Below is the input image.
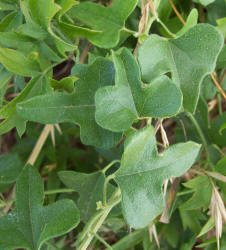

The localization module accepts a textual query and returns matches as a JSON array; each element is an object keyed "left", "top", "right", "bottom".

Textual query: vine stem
[
  {"left": 101, "top": 160, "right": 120, "bottom": 174},
  {"left": 78, "top": 189, "right": 121, "bottom": 250},
  {"left": 186, "top": 112, "right": 214, "bottom": 171},
  {"left": 93, "top": 233, "right": 113, "bottom": 249},
  {"left": 44, "top": 188, "right": 75, "bottom": 195},
  {"left": 156, "top": 18, "right": 176, "bottom": 38},
  {"left": 103, "top": 174, "right": 115, "bottom": 206}
]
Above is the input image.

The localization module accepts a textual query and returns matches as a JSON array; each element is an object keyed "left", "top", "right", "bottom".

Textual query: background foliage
[{"left": 0, "top": 0, "right": 226, "bottom": 249}]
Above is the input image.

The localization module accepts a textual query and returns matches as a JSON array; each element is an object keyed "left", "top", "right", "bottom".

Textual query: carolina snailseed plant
[{"left": 0, "top": 0, "right": 226, "bottom": 249}]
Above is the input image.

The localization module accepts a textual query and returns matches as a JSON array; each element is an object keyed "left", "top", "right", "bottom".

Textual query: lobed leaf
[
  {"left": 95, "top": 48, "right": 182, "bottom": 132},
  {"left": 114, "top": 125, "right": 201, "bottom": 229},
  {"left": 138, "top": 24, "right": 224, "bottom": 113},
  {"left": 68, "top": 0, "right": 137, "bottom": 48},
  {"left": 0, "top": 165, "right": 80, "bottom": 250},
  {"left": 17, "top": 58, "right": 122, "bottom": 148}
]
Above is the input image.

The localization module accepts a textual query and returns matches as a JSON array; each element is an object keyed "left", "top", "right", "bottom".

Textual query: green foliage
[
  {"left": 115, "top": 125, "right": 200, "bottom": 228},
  {"left": 17, "top": 58, "right": 122, "bottom": 148},
  {"left": 0, "top": 165, "right": 80, "bottom": 250},
  {"left": 95, "top": 48, "right": 182, "bottom": 132},
  {"left": 138, "top": 24, "right": 223, "bottom": 113},
  {"left": 58, "top": 170, "right": 115, "bottom": 222},
  {"left": 68, "top": 0, "right": 137, "bottom": 48},
  {"left": 0, "top": 0, "right": 225, "bottom": 249}
]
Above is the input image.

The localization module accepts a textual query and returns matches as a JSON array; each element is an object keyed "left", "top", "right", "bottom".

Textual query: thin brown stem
[
  {"left": 211, "top": 74, "right": 226, "bottom": 100},
  {"left": 79, "top": 43, "right": 92, "bottom": 64},
  {"left": 168, "top": 0, "right": 185, "bottom": 24}
]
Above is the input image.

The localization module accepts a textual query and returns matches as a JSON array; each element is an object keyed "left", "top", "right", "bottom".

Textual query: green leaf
[
  {"left": 17, "top": 58, "right": 122, "bottom": 148},
  {"left": 0, "top": 11, "right": 22, "bottom": 32},
  {"left": 0, "top": 153, "right": 23, "bottom": 184},
  {"left": 208, "top": 112, "right": 226, "bottom": 147},
  {"left": 0, "top": 47, "right": 41, "bottom": 76},
  {"left": 0, "top": 76, "right": 50, "bottom": 136},
  {"left": 25, "top": 0, "right": 75, "bottom": 52},
  {"left": 217, "top": 44, "right": 226, "bottom": 68},
  {"left": 137, "top": 24, "right": 224, "bottom": 113},
  {"left": 68, "top": 0, "right": 137, "bottom": 48},
  {"left": 112, "top": 229, "right": 147, "bottom": 250},
  {"left": 0, "top": 68, "right": 13, "bottom": 105},
  {"left": 27, "top": 0, "right": 60, "bottom": 30},
  {"left": 114, "top": 125, "right": 201, "bottom": 229},
  {"left": 176, "top": 9, "right": 198, "bottom": 37},
  {"left": 220, "top": 122, "right": 226, "bottom": 133},
  {"left": 193, "top": 0, "right": 215, "bottom": 6},
  {"left": 50, "top": 76, "right": 78, "bottom": 93},
  {"left": 180, "top": 176, "right": 212, "bottom": 210},
  {"left": 58, "top": 170, "right": 114, "bottom": 222},
  {"left": 198, "top": 216, "right": 215, "bottom": 237},
  {"left": 196, "top": 238, "right": 216, "bottom": 248},
  {"left": 0, "top": 165, "right": 80, "bottom": 250},
  {"left": 179, "top": 209, "right": 206, "bottom": 234},
  {"left": 217, "top": 17, "right": 226, "bottom": 38},
  {"left": 95, "top": 48, "right": 182, "bottom": 132}
]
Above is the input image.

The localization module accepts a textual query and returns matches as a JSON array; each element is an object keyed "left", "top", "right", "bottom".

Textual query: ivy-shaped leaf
[
  {"left": 68, "top": 0, "right": 137, "bottom": 48},
  {"left": 59, "top": 170, "right": 114, "bottom": 222},
  {"left": 0, "top": 165, "right": 80, "bottom": 250},
  {"left": 138, "top": 24, "right": 224, "bottom": 113},
  {"left": 114, "top": 125, "right": 201, "bottom": 229},
  {"left": 180, "top": 176, "right": 212, "bottom": 210},
  {"left": 95, "top": 48, "right": 182, "bottom": 132},
  {"left": 17, "top": 58, "right": 122, "bottom": 148}
]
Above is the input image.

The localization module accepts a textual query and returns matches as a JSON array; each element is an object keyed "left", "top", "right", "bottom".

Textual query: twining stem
[
  {"left": 156, "top": 18, "right": 176, "bottom": 38},
  {"left": 169, "top": 0, "right": 226, "bottom": 100},
  {"left": 102, "top": 160, "right": 120, "bottom": 174},
  {"left": 44, "top": 188, "right": 75, "bottom": 195},
  {"left": 78, "top": 189, "right": 121, "bottom": 250},
  {"left": 103, "top": 174, "right": 115, "bottom": 206},
  {"left": 27, "top": 124, "right": 53, "bottom": 166},
  {"left": 186, "top": 112, "right": 214, "bottom": 171}
]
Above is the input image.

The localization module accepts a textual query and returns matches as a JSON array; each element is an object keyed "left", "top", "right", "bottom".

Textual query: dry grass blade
[
  {"left": 149, "top": 223, "right": 160, "bottom": 248},
  {"left": 210, "top": 184, "right": 226, "bottom": 250},
  {"left": 27, "top": 124, "right": 53, "bottom": 166},
  {"left": 205, "top": 171, "right": 226, "bottom": 183}
]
